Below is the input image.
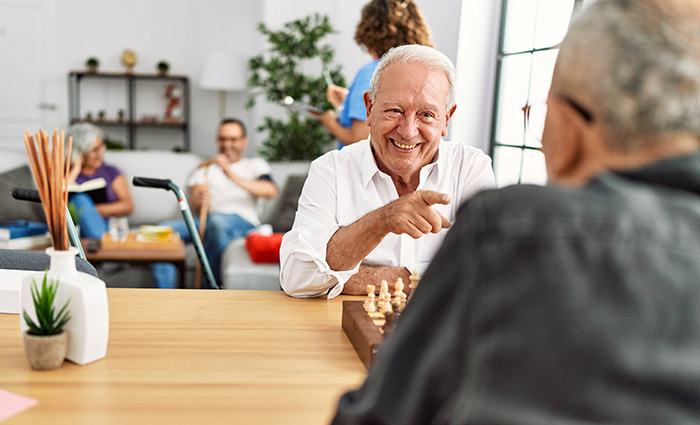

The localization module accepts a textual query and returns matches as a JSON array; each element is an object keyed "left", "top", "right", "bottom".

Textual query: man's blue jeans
[
  {"left": 151, "top": 213, "right": 255, "bottom": 288},
  {"left": 69, "top": 193, "right": 108, "bottom": 238}
]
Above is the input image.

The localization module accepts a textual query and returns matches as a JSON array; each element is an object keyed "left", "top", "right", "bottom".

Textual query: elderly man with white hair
[{"left": 279, "top": 45, "right": 496, "bottom": 298}]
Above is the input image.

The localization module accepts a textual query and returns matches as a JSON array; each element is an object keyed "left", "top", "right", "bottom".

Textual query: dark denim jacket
[{"left": 334, "top": 153, "right": 700, "bottom": 425}]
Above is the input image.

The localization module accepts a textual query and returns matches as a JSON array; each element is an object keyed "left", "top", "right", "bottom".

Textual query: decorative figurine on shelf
[
  {"left": 121, "top": 49, "right": 138, "bottom": 73},
  {"left": 85, "top": 57, "right": 99, "bottom": 73},
  {"left": 164, "top": 83, "right": 183, "bottom": 123},
  {"left": 117, "top": 109, "right": 125, "bottom": 122},
  {"left": 157, "top": 60, "right": 170, "bottom": 76}
]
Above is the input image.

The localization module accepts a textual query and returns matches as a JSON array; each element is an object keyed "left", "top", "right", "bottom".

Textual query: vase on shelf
[{"left": 20, "top": 247, "right": 109, "bottom": 365}]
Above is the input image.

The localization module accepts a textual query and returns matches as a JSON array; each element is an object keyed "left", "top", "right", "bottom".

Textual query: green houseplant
[
  {"left": 22, "top": 272, "right": 71, "bottom": 370},
  {"left": 157, "top": 60, "right": 170, "bottom": 76},
  {"left": 246, "top": 14, "right": 346, "bottom": 161},
  {"left": 85, "top": 57, "right": 99, "bottom": 73}
]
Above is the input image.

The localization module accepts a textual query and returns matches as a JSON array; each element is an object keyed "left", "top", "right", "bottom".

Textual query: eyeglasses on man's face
[
  {"left": 522, "top": 94, "right": 594, "bottom": 142},
  {"left": 217, "top": 136, "right": 245, "bottom": 143}
]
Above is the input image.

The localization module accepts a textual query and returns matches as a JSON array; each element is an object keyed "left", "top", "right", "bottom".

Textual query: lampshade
[{"left": 199, "top": 51, "right": 247, "bottom": 91}]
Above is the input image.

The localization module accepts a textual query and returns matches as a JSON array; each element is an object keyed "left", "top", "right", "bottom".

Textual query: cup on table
[{"left": 109, "top": 217, "right": 129, "bottom": 242}]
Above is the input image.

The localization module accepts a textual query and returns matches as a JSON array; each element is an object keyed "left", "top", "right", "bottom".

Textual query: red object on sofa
[{"left": 245, "top": 232, "right": 285, "bottom": 263}]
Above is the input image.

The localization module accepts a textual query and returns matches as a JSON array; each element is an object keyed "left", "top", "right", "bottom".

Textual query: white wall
[
  {"left": 452, "top": 0, "right": 502, "bottom": 153},
  {"left": 63, "top": 0, "right": 264, "bottom": 158},
  {"left": 4, "top": 0, "right": 497, "bottom": 158}
]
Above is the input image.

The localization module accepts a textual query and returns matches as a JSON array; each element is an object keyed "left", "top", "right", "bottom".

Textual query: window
[{"left": 489, "top": 0, "right": 583, "bottom": 187}]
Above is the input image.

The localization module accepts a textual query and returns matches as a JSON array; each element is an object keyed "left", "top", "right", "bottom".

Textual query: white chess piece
[
  {"left": 363, "top": 284, "right": 377, "bottom": 312},
  {"left": 392, "top": 278, "right": 404, "bottom": 309},
  {"left": 408, "top": 269, "right": 421, "bottom": 302},
  {"left": 378, "top": 280, "right": 392, "bottom": 313}
]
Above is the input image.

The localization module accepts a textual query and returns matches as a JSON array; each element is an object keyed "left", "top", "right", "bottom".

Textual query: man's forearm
[
  {"left": 223, "top": 168, "right": 277, "bottom": 199},
  {"left": 342, "top": 265, "right": 411, "bottom": 295},
  {"left": 326, "top": 209, "right": 388, "bottom": 271}
]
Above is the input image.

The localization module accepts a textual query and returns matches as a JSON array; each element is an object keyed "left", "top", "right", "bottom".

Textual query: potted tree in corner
[
  {"left": 246, "top": 14, "right": 346, "bottom": 161},
  {"left": 23, "top": 272, "right": 71, "bottom": 371}
]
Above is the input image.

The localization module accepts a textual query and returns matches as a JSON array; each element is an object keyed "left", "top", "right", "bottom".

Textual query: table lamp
[{"left": 199, "top": 51, "right": 247, "bottom": 120}]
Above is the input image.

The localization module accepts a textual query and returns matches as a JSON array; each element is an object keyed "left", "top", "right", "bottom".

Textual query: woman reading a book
[{"left": 66, "top": 123, "right": 134, "bottom": 238}]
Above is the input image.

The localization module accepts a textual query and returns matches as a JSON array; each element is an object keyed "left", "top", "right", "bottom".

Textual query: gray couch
[{"left": 0, "top": 148, "right": 309, "bottom": 290}]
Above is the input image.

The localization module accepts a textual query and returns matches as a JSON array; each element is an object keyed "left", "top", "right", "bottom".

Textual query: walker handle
[{"left": 132, "top": 177, "right": 172, "bottom": 190}]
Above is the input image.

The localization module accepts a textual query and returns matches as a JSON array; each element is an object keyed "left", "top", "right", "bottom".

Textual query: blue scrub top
[{"left": 337, "top": 59, "right": 380, "bottom": 149}]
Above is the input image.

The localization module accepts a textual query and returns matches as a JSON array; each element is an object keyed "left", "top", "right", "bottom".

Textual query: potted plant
[
  {"left": 104, "top": 137, "right": 125, "bottom": 150},
  {"left": 156, "top": 60, "right": 170, "bottom": 76},
  {"left": 85, "top": 57, "right": 99, "bottom": 73},
  {"left": 246, "top": 14, "right": 345, "bottom": 161},
  {"left": 22, "top": 272, "right": 71, "bottom": 370}
]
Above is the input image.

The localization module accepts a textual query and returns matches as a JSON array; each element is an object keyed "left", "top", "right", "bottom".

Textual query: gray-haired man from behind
[{"left": 333, "top": 0, "right": 700, "bottom": 423}]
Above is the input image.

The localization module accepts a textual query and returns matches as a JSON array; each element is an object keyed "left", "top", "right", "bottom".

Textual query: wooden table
[
  {"left": 82, "top": 237, "right": 187, "bottom": 288},
  {"left": 0, "top": 289, "right": 366, "bottom": 424}
]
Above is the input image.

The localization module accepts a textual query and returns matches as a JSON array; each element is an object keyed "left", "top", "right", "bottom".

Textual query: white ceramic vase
[{"left": 20, "top": 247, "right": 109, "bottom": 365}]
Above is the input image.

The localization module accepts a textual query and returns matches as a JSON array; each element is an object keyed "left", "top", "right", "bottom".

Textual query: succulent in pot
[{"left": 22, "top": 272, "right": 71, "bottom": 370}]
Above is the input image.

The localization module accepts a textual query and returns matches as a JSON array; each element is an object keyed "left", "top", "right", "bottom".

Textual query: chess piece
[
  {"left": 383, "top": 311, "right": 397, "bottom": 337},
  {"left": 363, "top": 284, "right": 377, "bottom": 312},
  {"left": 408, "top": 269, "right": 421, "bottom": 302},
  {"left": 379, "top": 294, "right": 393, "bottom": 314},
  {"left": 392, "top": 278, "right": 404, "bottom": 310},
  {"left": 380, "top": 279, "right": 389, "bottom": 297},
  {"left": 378, "top": 280, "right": 393, "bottom": 313}
]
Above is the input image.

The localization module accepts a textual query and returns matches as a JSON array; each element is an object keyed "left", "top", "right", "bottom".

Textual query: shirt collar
[{"left": 360, "top": 137, "right": 443, "bottom": 189}]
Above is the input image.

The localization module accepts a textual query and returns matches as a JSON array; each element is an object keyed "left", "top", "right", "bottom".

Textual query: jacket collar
[{"left": 604, "top": 151, "right": 700, "bottom": 196}]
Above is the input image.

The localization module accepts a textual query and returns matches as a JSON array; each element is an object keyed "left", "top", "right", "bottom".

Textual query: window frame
[{"left": 488, "top": 0, "right": 584, "bottom": 187}]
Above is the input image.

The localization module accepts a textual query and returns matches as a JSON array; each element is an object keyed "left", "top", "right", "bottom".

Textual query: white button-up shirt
[{"left": 279, "top": 138, "right": 495, "bottom": 298}]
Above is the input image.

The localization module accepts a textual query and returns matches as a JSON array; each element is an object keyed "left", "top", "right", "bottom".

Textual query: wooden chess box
[{"left": 342, "top": 300, "right": 385, "bottom": 369}]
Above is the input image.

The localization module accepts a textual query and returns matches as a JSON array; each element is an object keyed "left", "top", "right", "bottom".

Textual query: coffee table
[{"left": 82, "top": 232, "right": 187, "bottom": 288}]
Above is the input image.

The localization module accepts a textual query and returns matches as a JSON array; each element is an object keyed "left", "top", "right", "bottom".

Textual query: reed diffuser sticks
[{"left": 23, "top": 129, "right": 73, "bottom": 251}]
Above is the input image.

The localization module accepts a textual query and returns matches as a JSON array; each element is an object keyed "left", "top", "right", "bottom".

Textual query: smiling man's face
[{"left": 364, "top": 61, "right": 454, "bottom": 186}]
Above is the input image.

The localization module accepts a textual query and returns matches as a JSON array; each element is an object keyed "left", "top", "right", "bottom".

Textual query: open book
[{"left": 68, "top": 177, "right": 108, "bottom": 204}]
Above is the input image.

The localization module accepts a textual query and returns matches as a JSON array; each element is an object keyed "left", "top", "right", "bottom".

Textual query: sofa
[{"left": 0, "top": 148, "right": 309, "bottom": 290}]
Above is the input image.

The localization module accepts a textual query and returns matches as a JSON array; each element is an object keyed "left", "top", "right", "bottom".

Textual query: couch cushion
[
  {"left": 104, "top": 150, "right": 204, "bottom": 225},
  {"left": 0, "top": 165, "right": 46, "bottom": 223},
  {"left": 221, "top": 238, "right": 281, "bottom": 290},
  {"left": 268, "top": 174, "right": 307, "bottom": 233}
]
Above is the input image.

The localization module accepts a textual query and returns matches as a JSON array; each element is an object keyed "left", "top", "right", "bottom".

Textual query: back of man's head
[{"left": 555, "top": 0, "right": 700, "bottom": 152}]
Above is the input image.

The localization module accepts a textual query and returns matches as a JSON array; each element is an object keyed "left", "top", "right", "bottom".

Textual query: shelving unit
[{"left": 68, "top": 71, "right": 190, "bottom": 151}]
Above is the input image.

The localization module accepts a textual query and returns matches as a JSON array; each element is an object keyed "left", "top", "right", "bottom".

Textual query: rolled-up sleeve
[{"left": 279, "top": 153, "right": 360, "bottom": 298}]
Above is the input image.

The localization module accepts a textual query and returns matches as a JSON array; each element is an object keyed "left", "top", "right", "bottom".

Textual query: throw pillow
[
  {"left": 246, "top": 233, "right": 285, "bottom": 263},
  {"left": 269, "top": 174, "right": 307, "bottom": 233}
]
